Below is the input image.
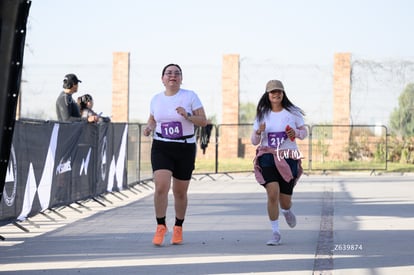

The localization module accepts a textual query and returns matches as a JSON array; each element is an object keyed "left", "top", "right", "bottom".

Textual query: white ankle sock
[{"left": 270, "top": 219, "right": 279, "bottom": 233}]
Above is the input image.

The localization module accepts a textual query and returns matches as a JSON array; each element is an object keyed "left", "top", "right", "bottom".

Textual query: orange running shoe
[
  {"left": 171, "top": 226, "right": 183, "bottom": 245},
  {"left": 152, "top": 224, "right": 167, "bottom": 246}
]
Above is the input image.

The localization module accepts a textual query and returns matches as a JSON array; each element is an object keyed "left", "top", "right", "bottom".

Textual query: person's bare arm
[
  {"left": 143, "top": 115, "right": 156, "bottom": 136},
  {"left": 187, "top": 107, "right": 207, "bottom": 127}
]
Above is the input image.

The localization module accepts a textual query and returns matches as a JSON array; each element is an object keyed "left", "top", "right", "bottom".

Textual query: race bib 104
[{"left": 160, "top": 121, "right": 183, "bottom": 139}]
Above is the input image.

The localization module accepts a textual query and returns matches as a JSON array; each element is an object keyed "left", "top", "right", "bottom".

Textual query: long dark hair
[
  {"left": 77, "top": 94, "right": 93, "bottom": 112},
  {"left": 255, "top": 90, "right": 305, "bottom": 122}
]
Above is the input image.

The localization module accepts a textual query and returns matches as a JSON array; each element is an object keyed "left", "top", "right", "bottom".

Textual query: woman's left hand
[
  {"left": 285, "top": 125, "right": 296, "bottom": 141},
  {"left": 176, "top": 107, "right": 190, "bottom": 119}
]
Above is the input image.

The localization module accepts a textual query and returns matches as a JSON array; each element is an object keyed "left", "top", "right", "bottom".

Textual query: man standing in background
[{"left": 56, "top": 73, "right": 83, "bottom": 122}]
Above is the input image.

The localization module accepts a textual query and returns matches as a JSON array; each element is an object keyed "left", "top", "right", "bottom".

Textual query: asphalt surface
[{"left": 1, "top": 172, "right": 413, "bottom": 275}]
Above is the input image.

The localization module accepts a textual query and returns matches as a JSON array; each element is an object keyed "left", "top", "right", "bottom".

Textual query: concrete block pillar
[
  {"left": 332, "top": 53, "right": 351, "bottom": 160},
  {"left": 220, "top": 54, "right": 240, "bottom": 159},
  {"left": 333, "top": 53, "right": 351, "bottom": 125},
  {"left": 112, "top": 52, "right": 130, "bottom": 122}
]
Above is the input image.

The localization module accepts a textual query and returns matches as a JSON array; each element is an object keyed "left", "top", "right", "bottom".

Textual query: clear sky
[{"left": 21, "top": 0, "right": 414, "bottom": 124}]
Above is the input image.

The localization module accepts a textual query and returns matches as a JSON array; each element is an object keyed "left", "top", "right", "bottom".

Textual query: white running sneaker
[
  {"left": 266, "top": 231, "right": 281, "bottom": 246},
  {"left": 283, "top": 209, "right": 297, "bottom": 228}
]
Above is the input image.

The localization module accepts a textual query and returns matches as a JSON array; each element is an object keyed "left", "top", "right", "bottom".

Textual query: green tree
[
  {"left": 239, "top": 102, "right": 256, "bottom": 123},
  {"left": 389, "top": 83, "right": 414, "bottom": 137}
]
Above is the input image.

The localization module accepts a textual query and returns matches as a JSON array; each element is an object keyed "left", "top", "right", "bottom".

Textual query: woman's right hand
[
  {"left": 257, "top": 122, "right": 266, "bottom": 135},
  {"left": 87, "top": 115, "right": 98, "bottom": 123},
  {"left": 143, "top": 127, "right": 152, "bottom": 136}
]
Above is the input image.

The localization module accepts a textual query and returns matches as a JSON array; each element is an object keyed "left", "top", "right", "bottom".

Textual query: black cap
[{"left": 63, "top": 73, "right": 82, "bottom": 89}]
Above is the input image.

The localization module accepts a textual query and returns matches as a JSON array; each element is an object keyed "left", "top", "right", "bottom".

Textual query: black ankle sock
[
  {"left": 156, "top": 216, "right": 166, "bottom": 225},
  {"left": 175, "top": 217, "right": 184, "bottom": 227}
]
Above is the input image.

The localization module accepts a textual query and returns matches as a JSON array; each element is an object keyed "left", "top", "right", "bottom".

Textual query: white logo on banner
[
  {"left": 17, "top": 124, "right": 59, "bottom": 221},
  {"left": 107, "top": 125, "right": 128, "bottom": 191},
  {"left": 3, "top": 145, "right": 17, "bottom": 207},
  {"left": 80, "top": 148, "right": 91, "bottom": 176},
  {"left": 56, "top": 157, "right": 71, "bottom": 175},
  {"left": 100, "top": 136, "right": 107, "bottom": 181}
]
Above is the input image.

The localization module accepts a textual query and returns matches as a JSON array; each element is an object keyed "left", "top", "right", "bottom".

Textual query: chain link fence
[{"left": 126, "top": 123, "right": 388, "bottom": 184}]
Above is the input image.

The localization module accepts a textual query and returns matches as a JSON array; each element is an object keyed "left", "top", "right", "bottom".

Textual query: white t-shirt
[
  {"left": 150, "top": 88, "right": 203, "bottom": 143},
  {"left": 253, "top": 108, "right": 305, "bottom": 150}
]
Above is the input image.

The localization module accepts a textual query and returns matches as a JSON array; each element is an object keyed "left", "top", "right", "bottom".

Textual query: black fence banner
[
  {"left": 0, "top": 121, "right": 128, "bottom": 225},
  {"left": 5, "top": 121, "right": 56, "bottom": 222},
  {"left": 51, "top": 122, "right": 84, "bottom": 208},
  {"left": 105, "top": 123, "right": 128, "bottom": 192},
  {"left": 96, "top": 122, "right": 109, "bottom": 195}
]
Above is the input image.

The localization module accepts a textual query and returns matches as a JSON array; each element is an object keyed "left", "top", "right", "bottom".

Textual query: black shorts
[
  {"left": 151, "top": 139, "right": 196, "bottom": 180},
  {"left": 258, "top": 153, "right": 298, "bottom": 195}
]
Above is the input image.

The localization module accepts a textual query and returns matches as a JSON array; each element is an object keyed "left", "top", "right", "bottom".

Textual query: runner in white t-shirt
[
  {"left": 251, "top": 79, "right": 307, "bottom": 246},
  {"left": 143, "top": 64, "right": 207, "bottom": 246}
]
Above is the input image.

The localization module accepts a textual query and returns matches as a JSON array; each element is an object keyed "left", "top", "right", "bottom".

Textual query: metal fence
[{"left": 126, "top": 123, "right": 388, "bottom": 184}]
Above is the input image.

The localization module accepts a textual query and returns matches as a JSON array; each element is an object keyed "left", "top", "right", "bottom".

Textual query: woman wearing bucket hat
[{"left": 251, "top": 79, "right": 307, "bottom": 245}]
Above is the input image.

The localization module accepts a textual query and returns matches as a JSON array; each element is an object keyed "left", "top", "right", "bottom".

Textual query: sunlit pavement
[{"left": 1, "top": 172, "right": 413, "bottom": 275}]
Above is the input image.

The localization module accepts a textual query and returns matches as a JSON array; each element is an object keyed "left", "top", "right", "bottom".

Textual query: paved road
[{"left": 1, "top": 172, "right": 413, "bottom": 274}]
